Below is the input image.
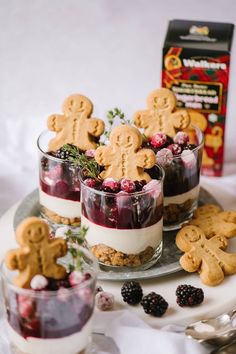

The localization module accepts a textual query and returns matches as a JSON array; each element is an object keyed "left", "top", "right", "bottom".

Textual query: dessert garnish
[
  {"left": 64, "top": 226, "right": 88, "bottom": 272},
  {"left": 141, "top": 292, "right": 168, "bottom": 317},
  {"left": 102, "top": 107, "right": 129, "bottom": 142},
  {"left": 95, "top": 124, "right": 156, "bottom": 181},
  {"left": 121, "top": 281, "right": 143, "bottom": 305},
  {"left": 133, "top": 88, "right": 190, "bottom": 138},
  {"left": 5, "top": 217, "right": 67, "bottom": 288},
  {"left": 176, "top": 225, "right": 236, "bottom": 286},
  {"left": 47, "top": 94, "right": 105, "bottom": 151},
  {"left": 176, "top": 284, "right": 204, "bottom": 307},
  {"left": 95, "top": 291, "right": 115, "bottom": 311}
]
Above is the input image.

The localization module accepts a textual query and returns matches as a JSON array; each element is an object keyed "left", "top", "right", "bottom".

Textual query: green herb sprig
[
  {"left": 102, "top": 107, "right": 129, "bottom": 142},
  {"left": 65, "top": 226, "right": 88, "bottom": 272},
  {"left": 61, "top": 144, "right": 100, "bottom": 179}
]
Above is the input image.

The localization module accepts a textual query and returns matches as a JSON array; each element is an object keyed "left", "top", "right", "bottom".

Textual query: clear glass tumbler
[{"left": 80, "top": 164, "right": 164, "bottom": 271}]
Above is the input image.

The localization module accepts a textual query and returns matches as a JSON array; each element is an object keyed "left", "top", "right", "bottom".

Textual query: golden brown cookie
[
  {"left": 5, "top": 217, "right": 67, "bottom": 288},
  {"left": 189, "top": 204, "right": 236, "bottom": 238},
  {"left": 133, "top": 88, "right": 190, "bottom": 138},
  {"left": 95, "top": 124, "right": 156, "bottom": 181},
  {"left": 176, "top": 225, "right": 236, "bottom": 286},
  {"left": 188, "top": 111, "right": 208, "bottom": 132},
  {"left": 47, "top": 94, "right": 105, "bottom": 151}
]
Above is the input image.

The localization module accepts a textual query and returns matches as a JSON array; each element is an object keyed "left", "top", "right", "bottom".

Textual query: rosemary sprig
[
  {"left": 61, "top": 144, "right": 100, "bottom": 179},
  {"left": 65, "top": 226, "right": 88, "bottom": 272}
]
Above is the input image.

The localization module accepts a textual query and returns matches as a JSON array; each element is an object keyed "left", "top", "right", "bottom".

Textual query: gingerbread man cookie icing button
[
  {"left": 1, "top": 217, "right": 97, "bottom": 354},
  {"left": 95, "top": 125, "right": 156, "bottom": 182},
  {"left": 133, "top": 88, "right": 190, "bottom": 138},
  {"left": 47, "top": 94, "right": 105, "bottom": 152}
]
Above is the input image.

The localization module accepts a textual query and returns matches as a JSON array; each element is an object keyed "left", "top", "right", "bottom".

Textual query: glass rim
[
  {"left": 80, "top": 163, "right": 165, "bottom": 198},
  {"left": 0, "top": 246, "right": 98, "bottom": 297},
  {"left": 37, "top": 130, "right": 68, "bottom": 163}
]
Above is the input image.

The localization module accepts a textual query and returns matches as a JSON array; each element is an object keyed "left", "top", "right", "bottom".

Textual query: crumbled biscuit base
[
  {"left": 42, "top": 207, "right": 81, "bottom": 226},
  {"left": 91, "top": 244, "right": 154, "bottom": 267},
  {"left": 164, "top": 198, "right": 195, "bottom": 224}
]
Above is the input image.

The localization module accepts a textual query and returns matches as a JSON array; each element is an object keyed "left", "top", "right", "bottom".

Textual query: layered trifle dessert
[
  {"left": 133, "top": 87, "right": 203, "bottom": 229},
  {"left": 80, "top": 124, "right": 164, "bottom": 269},
  {"left": 38, "top": 94, "right": 105, "bottom": 226},
  {"left": 2, "top": 217, "right": 97, "bottom": 354}
]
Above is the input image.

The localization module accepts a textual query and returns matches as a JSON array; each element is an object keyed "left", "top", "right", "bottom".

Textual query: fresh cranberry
[
  {"left": 84, "top": 178, "right": 97, "bottom": 188},
  {"left": 173, "top": 132, "right": 189, "bottom": 145},
  {"left": 150, "top": 132, "right": 167, "bottom": 148},
  {"left": 53, "top": 180, "right": 69, "bottom": 197},
  {"left": 120, "top": 179, "right": 136, "bottom": 193},
  {"left": 156, "top": 148, "right": 173, "bottom": 166},
  {"left": 167, "top": 143, "right": 182, "bottom": 155},
  {"left": 102, "top": 178, "right": 120, "bottom": 192}
]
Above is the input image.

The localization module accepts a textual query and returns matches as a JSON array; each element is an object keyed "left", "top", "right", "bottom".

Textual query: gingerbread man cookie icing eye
[
  {"left": 176, "top": 225, "right": 236, "bottom": 286},
  {"left": 47, "top": 94, "right": 105, "bottom": 152},
  {"left": 95, "top": 125, "right": 156, "bottom": 182},
  {"left": 5, "top": 217, "right": 67, "bottom": 288},
  {"left": 133, "top": 88, "right": 190, "bottom": 138}
]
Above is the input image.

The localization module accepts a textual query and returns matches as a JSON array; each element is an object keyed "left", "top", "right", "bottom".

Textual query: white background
[{"left": 0, "top": 0, "right": 236, "bottom": 215}]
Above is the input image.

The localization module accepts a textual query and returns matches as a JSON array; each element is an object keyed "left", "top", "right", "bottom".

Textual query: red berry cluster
[{"left": 84, "top": 178, "right": 147, "bottom": 193}]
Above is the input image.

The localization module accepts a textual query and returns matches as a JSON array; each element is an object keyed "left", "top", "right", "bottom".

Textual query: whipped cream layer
[
  {"left": 7, "top": 316, "right": 93, "bottom": 354},
  {"left": 164, "top": 185, "right": 200, "bottom": 206},
  {"left": 39, "top": 189, "right": 81, "bottom": 218},
  {"left": 81, "top": 215, "right": 163, "bottom": 254}
]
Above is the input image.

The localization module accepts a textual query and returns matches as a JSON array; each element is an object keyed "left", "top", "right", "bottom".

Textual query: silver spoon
[{"left": 185, "top": 309, "right": 236, "bottom": 347}]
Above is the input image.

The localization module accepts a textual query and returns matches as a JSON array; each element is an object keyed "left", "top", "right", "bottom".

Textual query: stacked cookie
[{"left": 176, "top": 204, "right": 236, "bottom": 286}]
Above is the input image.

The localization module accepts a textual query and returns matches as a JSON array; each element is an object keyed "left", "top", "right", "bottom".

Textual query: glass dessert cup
[
  {"left": 0, "top": 247, "right": 97, "bottom": 354},
  {"left": 160, "top": 125, "right": 204, "bottom": 231},
  {"left": 37, "top": 130, "right": 81, "bottom": 228},
  {"left": 80, "top": 165, "right": 164, "bottom": 271}
]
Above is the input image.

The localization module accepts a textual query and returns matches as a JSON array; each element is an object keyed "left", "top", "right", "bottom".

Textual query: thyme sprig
[
  {"left": 61, "top": 144, "right": 100, "bottom": 179},
  {"left": 102, "top": 107, "right": 129, "bottom": 142},
  {"left": 65, "top": 226, "right": 88, "bottom": 272}
]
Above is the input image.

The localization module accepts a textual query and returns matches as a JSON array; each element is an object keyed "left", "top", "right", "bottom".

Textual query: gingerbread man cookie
[
  {"left": 133, "top": 88, "right": 190, "bottom": 138},
  {"left": 47, "top": 94, "right": 105, "bottom": 151},
  {"left": 189, "top": 204, "right": 236, "bottom": 239},
  {"left": 176, "top": 225, "right": 236, "bottom": 286},
  {"left": 5, "top": 217, "right": 67, "bottom": 288},
  {"left": 95, "top": 125, "right": 156, "bottom": 181}
]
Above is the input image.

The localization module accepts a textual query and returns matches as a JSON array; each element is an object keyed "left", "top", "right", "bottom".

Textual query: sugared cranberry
[
  {"left": 181, "top": 150, "right": 196, "bottom": 169},
  {"left": 18, "top": 296, "right": 35, "bottom": 319},
  {"left": 156, "top": 148, "right": 173, "bottom": 166},
  {"left": 84, "top": 178, "right": 97, "bottom": 188},
  {"left": 167, "top": 143, "right": 182, "bottom": 156},
  {"left": 102, "top": 178, "right": 120, "bottom": 192},
  {"left": 69, "top": 271, "right": 84, "bottom": 287},
  {"left": 95, "top": 291, "right": 115, "bottom": 311},
  {"left": 85, "top": 149, "right": 96, "bottom": 158},
  {"left": 150, "top": 132, "right": 167, "bottom": 148},
  {"left": 143, "top": 179, "right": 161, "bottom": 198},
  {"left": 173, "top": 132, "right": 189, "bottom": 145},
  {"left": 120, "top": 179, "right": 136, "bottom": 193},
  {"left": 30, "top": 275, "right": 48, "bottom": 290}
]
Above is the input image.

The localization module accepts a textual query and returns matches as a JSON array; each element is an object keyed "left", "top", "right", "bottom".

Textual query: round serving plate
[{"left": 13, "top": 187, "right": 220, "bottom": 281}]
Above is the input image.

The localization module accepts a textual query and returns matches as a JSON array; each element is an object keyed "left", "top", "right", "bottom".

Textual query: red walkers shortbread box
[{"left": 162, "top": 19, "right": 234, "bottom": 176}]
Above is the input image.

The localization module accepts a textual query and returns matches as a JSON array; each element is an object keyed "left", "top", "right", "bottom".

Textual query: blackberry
[
  {"left": 55, "top": 148, "right": 71, "bottom": 160},
  {"left": 141, "top": 292, "right": 168, "bottom": 317},
  {"left": 121, "top": 281, "right": 143, "bottom": 305},
  {"left": 176, "top": 284, "right": 204, "bottom": 307}
]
